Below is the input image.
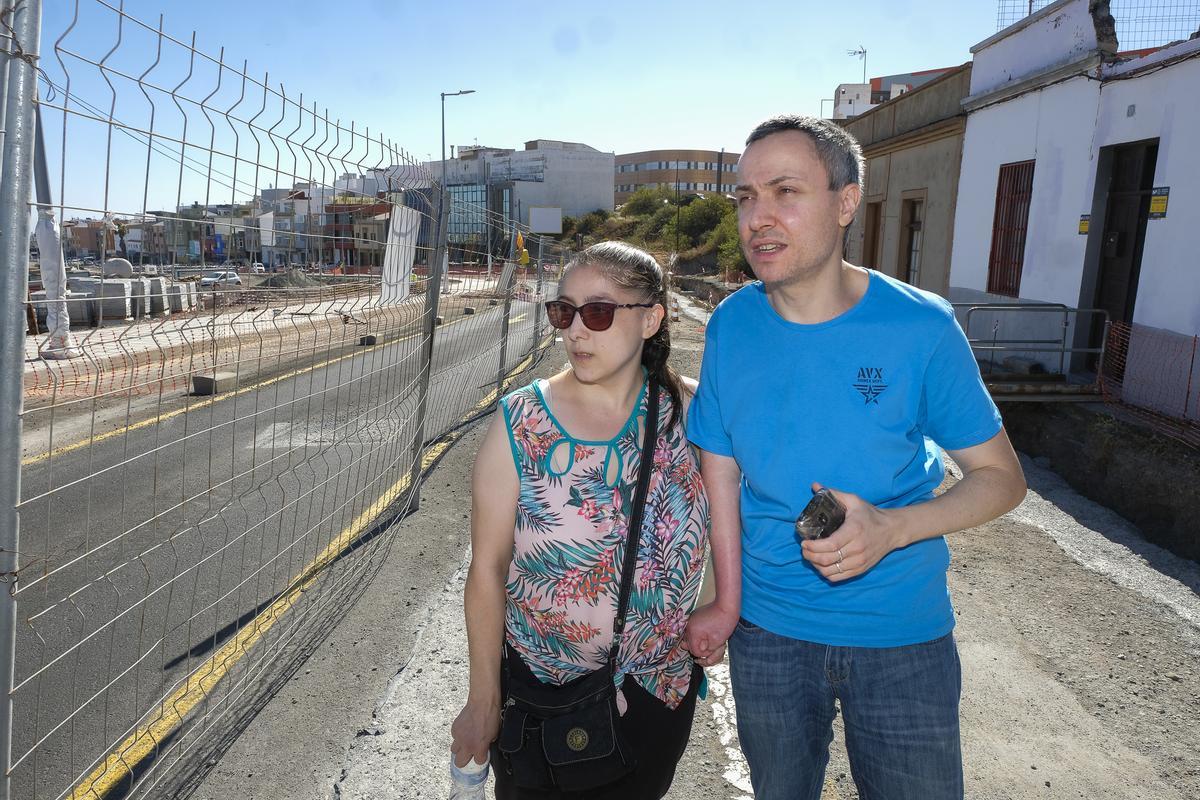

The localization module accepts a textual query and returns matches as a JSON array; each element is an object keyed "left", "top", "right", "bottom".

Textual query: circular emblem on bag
[{"left": 566, "top": 727, "right": 589, "bottom": 752}]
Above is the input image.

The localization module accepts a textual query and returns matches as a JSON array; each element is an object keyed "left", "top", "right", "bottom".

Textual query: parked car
[
  {"left": 251, "top": 263, "right": 266, "bottom": 273},
  {"left": 198, "top": 270, "right": 243, "bottom": 288}
]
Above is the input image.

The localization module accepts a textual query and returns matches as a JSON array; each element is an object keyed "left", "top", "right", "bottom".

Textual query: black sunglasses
[{"left": 544, "top": 300, "right": 656, "bottom": 331}]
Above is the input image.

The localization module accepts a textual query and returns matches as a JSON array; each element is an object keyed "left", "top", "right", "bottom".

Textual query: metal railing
[
  {"left": 955, "top": 302, "right": 1111, "bottom": 376},
  {"left": 0, "top": 3, "right": 563, "bottom": 798}
]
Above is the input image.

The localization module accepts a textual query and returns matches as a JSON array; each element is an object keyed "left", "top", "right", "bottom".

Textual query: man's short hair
[{"left": 746, "top": 115, "right": 864, "bottom": 194}]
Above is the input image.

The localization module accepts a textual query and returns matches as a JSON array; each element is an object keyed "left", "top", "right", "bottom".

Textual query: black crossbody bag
[{"left": 496, "top": 378, "right": 660, "bottom": 792}]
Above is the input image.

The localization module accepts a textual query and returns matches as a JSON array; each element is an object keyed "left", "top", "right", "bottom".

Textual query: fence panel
[
  {"left": 1102, "top": 321, "right": 1200, "bottom": 448},
  {"left": 3, "top": 3, "right": 559, "bottom": 798}
]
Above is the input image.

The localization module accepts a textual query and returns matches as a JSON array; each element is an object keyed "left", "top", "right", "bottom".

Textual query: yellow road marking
[
  {"left": 22, "top": 314, "right": 484, "bottom": 468},
  {"left": 510, "top": 313, "right": 527, "bottom": 323},
  {"left": 66, "top": 340, "right": 551, "bottom": 800}
]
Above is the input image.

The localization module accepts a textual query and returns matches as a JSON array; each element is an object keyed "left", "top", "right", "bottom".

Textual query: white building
[
  {"left": 833, "top": 83, "right": 874, "bottom": 119},
  {"left": 949, "top": 0, "right": 1200, "bottom": 419},
  {"left": 429, "top": 139, "right": 615, "bottom": 222}
]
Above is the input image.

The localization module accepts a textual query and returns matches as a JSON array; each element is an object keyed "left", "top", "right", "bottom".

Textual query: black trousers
[{"left": 491, "top": 654, "right": 703, "bottom": 800}]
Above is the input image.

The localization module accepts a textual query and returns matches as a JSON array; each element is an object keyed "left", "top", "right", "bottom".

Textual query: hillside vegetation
[{"left": 560, "top": 187, "right": 750, "bottom": 281}]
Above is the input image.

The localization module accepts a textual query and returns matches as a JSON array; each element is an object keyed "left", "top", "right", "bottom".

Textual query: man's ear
[{"left": 838, "top": 183, "right": 862, "bottom": 229}]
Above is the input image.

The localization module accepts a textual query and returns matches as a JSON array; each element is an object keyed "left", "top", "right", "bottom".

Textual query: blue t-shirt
[{"left": 687, "top": 271, "right": 1002, "bottom": 647}]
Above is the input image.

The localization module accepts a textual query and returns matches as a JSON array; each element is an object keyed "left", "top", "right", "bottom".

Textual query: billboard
[{"left": 529, "top": 206, "right": 562, "bottom": 234}]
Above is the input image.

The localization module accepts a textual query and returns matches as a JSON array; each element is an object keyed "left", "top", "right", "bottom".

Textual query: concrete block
[
  {"left": 191, "top": 371, "right": 238, "bottom": 395},
  {"left": 359, "top": 335, "right": 378, "bottom": 346},
  {"left": 148, "top": 277, "right": 169, "bottom": 316},
  {"left": 166, "top": 284, "right": 184, "bottom": 313},
  {"left": 463, "top": 306, "right": 476, "bottom": 315},
  {"left": 129, "top": 278, "right": 150, "bottom": 319}
]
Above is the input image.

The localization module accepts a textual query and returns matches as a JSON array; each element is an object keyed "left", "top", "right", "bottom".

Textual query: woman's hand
[
  {"left": 684, "top": 600, "right": 738, "bottom": 666},
  {"left": 450, "top": 697, "right": 501, "bottom": 768}
]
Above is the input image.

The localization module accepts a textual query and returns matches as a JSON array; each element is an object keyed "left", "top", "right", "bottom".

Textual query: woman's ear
[{"left": 643, "top": 304, "right": 666, "bottom": 341}]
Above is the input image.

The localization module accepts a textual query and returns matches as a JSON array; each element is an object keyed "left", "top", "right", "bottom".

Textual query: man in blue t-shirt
[{"left": 683, "top": 116, "right": 1027, "bottom": 800}]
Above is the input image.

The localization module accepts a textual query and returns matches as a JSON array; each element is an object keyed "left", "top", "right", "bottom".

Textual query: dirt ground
[{"left": 193, "top": 303, "right": 1200, "bottom": 800}]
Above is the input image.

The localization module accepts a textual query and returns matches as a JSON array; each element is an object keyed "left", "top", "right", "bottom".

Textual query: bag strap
[{"left": 606, "top": 376, "right": 660, "bottom": 672}]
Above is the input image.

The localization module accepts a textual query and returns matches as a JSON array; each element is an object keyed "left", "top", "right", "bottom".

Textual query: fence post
[
  {"left": 0, "top": 0, "right": 12, "bottom": 188},
  {"left": 407, "top": 189, "right": 448, "bottom": 512},
  {"left": 0, "top": 3, "right": 41, "bottom": 798},
  {"left": 532, "top": 243, "right": 544, "bottom": 349},
  {"left": 495, "top": 225, "right": 520, "bottom": 405}
]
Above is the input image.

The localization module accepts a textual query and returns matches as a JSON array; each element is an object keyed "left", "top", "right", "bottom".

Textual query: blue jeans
[{"left": 728, "top": 619, "right": 963, "bottom": 800}]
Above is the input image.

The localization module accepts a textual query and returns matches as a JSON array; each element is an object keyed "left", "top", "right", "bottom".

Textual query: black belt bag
[{"left": 496, "top": 377, "right": 660, "bottom": 792}]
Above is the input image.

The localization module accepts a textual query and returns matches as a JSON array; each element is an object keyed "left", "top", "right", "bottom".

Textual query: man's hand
[
  {"left": 684, "top": 601, "right": 739, "bottom": 665},
  {"left": 800, "top": 483, "right": 904, "bottom": 582},
  {"left": 450, "top": 698, "right": 500, "bottom": 768}
]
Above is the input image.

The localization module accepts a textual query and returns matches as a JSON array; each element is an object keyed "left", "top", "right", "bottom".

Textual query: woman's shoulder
[{"left": 500, "top": 379, "right": 543, "bottom": 415}]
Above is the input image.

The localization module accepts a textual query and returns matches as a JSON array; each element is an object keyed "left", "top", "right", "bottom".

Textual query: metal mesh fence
[
  {"left": 1, "top": 2, "right": 563, "bottom": 798},
  {"left": 1101, "top": 321, "right": 1200, "bottom": 448},
  {"left": 996, "top": 0, "right": 1200, "bottom": 50}
]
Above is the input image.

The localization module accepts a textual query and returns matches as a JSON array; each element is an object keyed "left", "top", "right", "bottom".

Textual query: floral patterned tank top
[{"left": 499, "top": 377, "right": 710, "bottom": 709}]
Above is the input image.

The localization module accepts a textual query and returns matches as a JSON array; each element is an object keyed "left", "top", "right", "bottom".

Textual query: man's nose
[{"left": 745, "top": 199, "right": 774, "bottom": 231}]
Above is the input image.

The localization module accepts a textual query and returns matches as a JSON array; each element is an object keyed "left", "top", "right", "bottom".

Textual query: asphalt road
[{"left": 11, "top": 296, "right": 545, "bottom": 800}]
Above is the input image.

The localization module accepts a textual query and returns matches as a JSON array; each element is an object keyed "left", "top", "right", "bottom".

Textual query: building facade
[
  {"left": 831, "top": 67, "right": 960, "bottom": 120},
  {"left": 429, "top": 139, "right": 614, "bottom": 245},
  {"left": 842, "top": 64, "right": 972, "bottom": 296},
  {"left": 613, "top": 149, "right": 740, "bottom": 206},
  {"left": 949, "top": 0, "right": 1200, "bottom": 418}
]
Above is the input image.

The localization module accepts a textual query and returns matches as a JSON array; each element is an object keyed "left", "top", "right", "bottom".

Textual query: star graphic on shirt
[
  {"left": 856, "top": 384, "right": 884, "bottom": 404},
  {"left": 853, "top": 367, "right": 888, "bottom": 405}
]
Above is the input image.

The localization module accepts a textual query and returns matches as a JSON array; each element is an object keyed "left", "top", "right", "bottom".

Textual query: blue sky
[{"left": 39, "top": 0, "right": 1002, "bottom": 216}]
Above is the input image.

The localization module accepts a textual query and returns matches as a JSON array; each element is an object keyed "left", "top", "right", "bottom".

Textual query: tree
[
  {"left": 621, "top": 186, "right": 675, "bottom": 217},
  {"left": 711, "top": 210, "right": 752, "bottom": 280},
  {"left": 678, "top": 196, "right": 731, "bottom": 247}
]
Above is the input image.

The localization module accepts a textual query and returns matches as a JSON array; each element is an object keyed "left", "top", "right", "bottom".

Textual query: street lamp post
[
  {"left": 411, "top": 88, "right": 475, "bottom": 512},
  {"left": 440, "top": 89, "right": 475, "bottom": 268}
]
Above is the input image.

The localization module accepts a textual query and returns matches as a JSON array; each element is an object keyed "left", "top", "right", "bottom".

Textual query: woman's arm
[
  {"left": 683, "top": 448, "right": 743, "bottom": 665},
  {"left": 450, "top": 414, "right": 519, "bottom": 767}
]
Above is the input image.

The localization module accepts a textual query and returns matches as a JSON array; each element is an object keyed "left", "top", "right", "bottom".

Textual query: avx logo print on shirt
[{"left": 854, "top": 367, "right": 888, "bottom": 404}]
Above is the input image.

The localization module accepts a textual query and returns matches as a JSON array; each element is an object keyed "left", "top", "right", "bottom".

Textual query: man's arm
[
  {"left": 802, "top": 428, "right": 1026, "bottom": 581},
  {"left": 683, "top": 449, "right": 743, "bottom": 663},
  {"left": 450, "top": 415, "right": 519, "bottom": 766}
]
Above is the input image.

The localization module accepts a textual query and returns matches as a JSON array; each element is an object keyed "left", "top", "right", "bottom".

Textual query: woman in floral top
[{"left": 451, "top": 242, "right": 712, "bottom": 798}]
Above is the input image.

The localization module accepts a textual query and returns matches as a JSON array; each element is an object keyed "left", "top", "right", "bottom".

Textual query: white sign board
[{"left": 529, "top": 206, "right": 562, "bottom": 234}]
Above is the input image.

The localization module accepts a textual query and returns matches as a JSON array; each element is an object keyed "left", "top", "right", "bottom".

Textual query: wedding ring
[
  {"left": 835, "top": 561, "right": 844, "bottom": 574},
  {"left": 836, "top": 548, "right": 844, "bottom": 564}
]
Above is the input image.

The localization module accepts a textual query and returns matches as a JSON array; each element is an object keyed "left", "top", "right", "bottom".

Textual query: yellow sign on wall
[
  {"left": 1078, "top": 215, "right": 1090, "bottom": 235},
  {"left": 1149, "top": 187, "right": 1169, "bottom": 219}
]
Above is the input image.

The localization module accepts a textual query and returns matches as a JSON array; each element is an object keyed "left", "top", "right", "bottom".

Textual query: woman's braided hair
[{"left": 562, "top": 241, "right": 684, "bottom": 427}]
